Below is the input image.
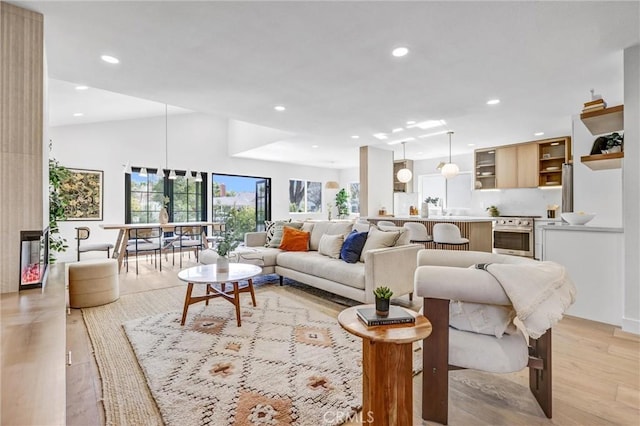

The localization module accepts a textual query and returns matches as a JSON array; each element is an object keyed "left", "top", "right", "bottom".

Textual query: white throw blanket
[{"left": 486, "top": 261, "right": 577, "bottom": 339}]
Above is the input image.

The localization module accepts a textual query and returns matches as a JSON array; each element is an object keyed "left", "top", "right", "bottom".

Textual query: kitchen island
[
  {"left": 541, "top": 224, "right": 624, "bottom": 327},
  {"left": 367, "top": 216, "right": 494, "bottom": 252}
]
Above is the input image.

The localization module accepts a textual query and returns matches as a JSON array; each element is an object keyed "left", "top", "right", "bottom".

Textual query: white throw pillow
[
  {"left": 449, "top": 301, "right": 517, "bottom": 338},
  {"left": 318, "top": 233, "right": 344, "bottom": 259},
  {"left": 359, "top": 226, "right": 400, "bottom": 262}
]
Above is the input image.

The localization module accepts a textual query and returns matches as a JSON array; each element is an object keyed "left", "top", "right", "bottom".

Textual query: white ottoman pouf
[{"left": 68, "top": 259, "right": 119, "bottom": 308}]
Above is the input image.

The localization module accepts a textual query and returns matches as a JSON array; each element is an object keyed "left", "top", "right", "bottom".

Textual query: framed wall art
[{"left": 61, "top": 168, "right": 104, "bottom": 221}]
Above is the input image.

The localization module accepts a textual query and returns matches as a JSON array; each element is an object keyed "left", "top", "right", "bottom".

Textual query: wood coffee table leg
[
  {"left": 232, "top": 282, "right": 241, "bottom": 327},
  {"left": 205, "top": 284, "right": 210, "bottom": 306},
  {"left": 248, "top": 278, "right": 257, "bottom": 306},
  {"left": 181, "top": 283, "right": 194, "bottom": 326}
]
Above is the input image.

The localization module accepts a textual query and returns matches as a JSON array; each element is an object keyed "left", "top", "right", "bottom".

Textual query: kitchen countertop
[
  {"left": 367, "top": 216, "right": 495, "bottom": 222},
  {"left": 539, "top": 223, "right": 623, "bottom": 233}
]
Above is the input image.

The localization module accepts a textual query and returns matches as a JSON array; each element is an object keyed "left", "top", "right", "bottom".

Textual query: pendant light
[
  {"left": 441, "top": 131, "right": 459, "bottom": 179},
  {"left": 139, "top": 167, "right": 148, "bottom": 177},
  {"left": 165, "top": 104, "right": 177, "bottom": 180},
  {"left": 194, "top": 172, "right": 203, "bottom": 183},
  {"left": 396, "top": 142, "right": 412, "bottom": 183}
]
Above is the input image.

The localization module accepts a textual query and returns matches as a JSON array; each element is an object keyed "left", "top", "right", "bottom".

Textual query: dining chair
[
  {"left": 125, "top": 228, "right": 162, "bottom": 274},
  {"left": 75, "top": 226, "right": 114, "bottom": 261},
  {"left": 432, "top": 223, "right": 469, "bottom": 249},
  {"left": 172, "top": 225, "right": 204, "bottom": 267}
]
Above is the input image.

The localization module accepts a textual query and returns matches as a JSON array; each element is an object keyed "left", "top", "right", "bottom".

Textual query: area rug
[{"left": 123, "top": 291, "right": 422, "bottom": 426}]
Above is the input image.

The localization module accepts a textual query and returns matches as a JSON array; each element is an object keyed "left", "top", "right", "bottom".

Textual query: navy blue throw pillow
[{"left": 340, "top": 230, "right": 368, "bottom": 263}]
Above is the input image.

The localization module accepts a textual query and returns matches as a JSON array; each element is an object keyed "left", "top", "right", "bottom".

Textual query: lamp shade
[
  {"left": 325, "top": 181, "right": 340, "bottom": 189},
  {"left": 168, "top": 169, "right": 177, "bottom": 180},
  {"left": 139, "top": 167, "right": 148, "bottom": 177},
  {"left": 194, "top": 172, "right": 203, "bottom": 182},
  {"left": 397, "top": 168, "right": 413, "bottom": 183},
  {"left": 441, "top": 163, "right": 459, "bottom": 179}
]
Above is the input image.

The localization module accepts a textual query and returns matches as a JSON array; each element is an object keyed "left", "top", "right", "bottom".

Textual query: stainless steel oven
[{"left": 492, "top": 217, "right": 534, "bottom": 258}]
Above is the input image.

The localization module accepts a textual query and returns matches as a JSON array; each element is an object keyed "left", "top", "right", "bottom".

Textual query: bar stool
[
  {"left": 432, "top": 223, "right": 469, "bottom": 249},
  {"left": 403, "top": 222, "right": 433, "bottom": 248},
  {"left": 377, "top": 220, "right": 396, "bottom": 227}
]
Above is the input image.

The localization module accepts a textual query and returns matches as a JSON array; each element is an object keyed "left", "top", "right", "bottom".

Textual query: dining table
[{"left": 100, "top": 221, "right": 224, "bottom": 271}]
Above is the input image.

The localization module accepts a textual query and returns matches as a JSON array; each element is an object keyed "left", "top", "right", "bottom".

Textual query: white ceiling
[{"left": 19, "top": 1, "right": 640, "bottom": 169}]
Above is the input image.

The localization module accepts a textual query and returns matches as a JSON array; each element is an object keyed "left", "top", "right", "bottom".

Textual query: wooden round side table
[{"left": 338, "top": 305, "right": 432, "bottom": 426}]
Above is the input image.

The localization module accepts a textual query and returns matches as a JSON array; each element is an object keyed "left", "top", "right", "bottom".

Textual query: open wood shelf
[
  {"left": 580, "top": 105, "right": 624, "bottom": 135},
  {"left": 580, "top": 152, "right": 624, "bottom": 170}
]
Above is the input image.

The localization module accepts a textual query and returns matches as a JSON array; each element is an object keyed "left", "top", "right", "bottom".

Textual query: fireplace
[{"left": 19, "top": 229, "right": 49, "bottom": 290}]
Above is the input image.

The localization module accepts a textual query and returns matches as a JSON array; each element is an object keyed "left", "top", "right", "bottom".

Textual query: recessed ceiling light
[
  {"left": 351, "top": 135, "right": 359, "bottom": 139},
  {"left": 392, "top": 128, "right": 404, "bottom": 133},
  {"left": 100, "top": 55, "right": 120, "bottom": 64},
  {"left": 73, "top": 112, "right": 84, "bottom": 117},
  {"left": 407, "top": 119, "right": 447, "bottom": 130},
  {"left": 467, "top": 143, "right": 476, "bottom": 147},
  {"left": 406, "top": 120, "right": 416, "bottom": 125},
  {"left": 274, "top": 105, "right": 286, "bottom": 111},
  {"left": 373, "top": 133, "right": 388, "bottom": 140},
  {"left": 534, "top": 132, "right": 545, "bottom": 136},
  {"left": 486, "top": 99, "right": 500, "bottom": 105},
  {"left": 387, "top": 137, "right": 415, "bottom": 145},
  {"left": 311, "top": 145, "right": 319, "bottom": 148},
  {"left": 392, "top": 47, "right": 409, "bottom": 57},
  {"left": 75, "top": 85, "right": 89, "bottom": 90}
]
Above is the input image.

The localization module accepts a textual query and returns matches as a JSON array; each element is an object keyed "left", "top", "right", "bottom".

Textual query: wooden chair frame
[{"left": 422, "top": 297, "right": 552, "bottom": 425}]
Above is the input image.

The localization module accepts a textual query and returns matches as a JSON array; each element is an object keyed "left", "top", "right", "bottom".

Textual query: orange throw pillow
[{"left": 279, "top": 226, "right": 310, "bottom": 251}]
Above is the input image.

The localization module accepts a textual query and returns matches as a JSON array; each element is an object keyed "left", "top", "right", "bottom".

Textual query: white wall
[
  {"left": 50, "top": 112, "right": 338, "bottom": 262},
  {"left": 623, "top": 44, "right": 640, "bottom": 334},
  {"left": 359, "top": 146, "right": 393, "bottom": 216}
]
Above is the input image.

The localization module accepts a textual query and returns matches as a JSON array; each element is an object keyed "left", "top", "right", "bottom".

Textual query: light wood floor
[{"left": 65, "top": 253, "right": 640, "bottom": 425}]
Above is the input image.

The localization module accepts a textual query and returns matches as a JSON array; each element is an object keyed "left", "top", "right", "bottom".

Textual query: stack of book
[
  {"left": 582, "top": 98, "right": 607, "bottom": 113},
  {"left": 356, "top": 306, "right": 415, "bottom": 326}
]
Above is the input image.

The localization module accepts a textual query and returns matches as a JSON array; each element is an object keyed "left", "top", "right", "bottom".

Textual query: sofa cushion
[
  {"left": 233, "top": 246, "right": 281, "bottom": 267},
  {"left": 340, "top": 230, "right": 368, "bottom": 263},
  {"left": 266, "top": 221, "right": 303, "bottom": 248},
  {"left": 264, "top": 219, "right": 291, "bottom": 247},
  {"left": 449, "top": 301, "right": 517, "bottom": 338},
  {"left": 279, "top": 226, "right": 310, "bottom": 252},
  {"left": 309, "top": 221, "right": 354, "bottom": 251},
  {"left": 360, "top": 226, "right": 400, "bottom": 262},
  {"left": 277, "top": 251, "right": 366, "bottom": 290},
  {"left": 318, "top": 233, "right": 344, "bottom": 259},
  {"left": 353, "top": 222, "right": 370, "bottom": 233}
]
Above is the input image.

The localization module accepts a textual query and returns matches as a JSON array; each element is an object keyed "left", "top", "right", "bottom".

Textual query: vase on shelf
[
  {"left": 216, "top": 256, "right": 229, "bottom": 273},
  {"left": 421, "top": 202, "right": 429, "bottom": 218}
]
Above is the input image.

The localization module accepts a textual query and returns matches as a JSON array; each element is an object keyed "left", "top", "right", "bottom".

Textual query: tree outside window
[
  {"left": 172, "top": 175, "right": 202, "bottom": 222},
  {"left": 349, "top": 182, "right": 360, "bottom": 214},
  {"left": 130, "top": 170, "right": 164, "bottom": 223},
  {"left": 289, "top": 179, "right": 322, "bottom": 213}
]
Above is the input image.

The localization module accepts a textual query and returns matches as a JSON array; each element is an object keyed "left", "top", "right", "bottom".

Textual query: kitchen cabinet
[
  {"left": 393, "top": 159, "right": 413, "bottom": 192},
  {"left": 538, "top": 137, "right": 571, "bottom": 186},
  {"left": 474, "top": 148, "right": 496, "bottom": 189},
  {"left": 495, "top": 143, "right": 538, "bottom": 189},
  {"left": 580, "top": 105, "right": 624, "bottom": 170}
]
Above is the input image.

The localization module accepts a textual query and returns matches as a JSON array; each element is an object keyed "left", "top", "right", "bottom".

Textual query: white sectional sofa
[{"left": 233, "top": 220, "right": 421, "bottom": 303}]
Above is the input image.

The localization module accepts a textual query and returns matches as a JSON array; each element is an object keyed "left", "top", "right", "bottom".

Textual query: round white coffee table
[{"left": 177, "top": 263, "right": 262, "bottom": 326}]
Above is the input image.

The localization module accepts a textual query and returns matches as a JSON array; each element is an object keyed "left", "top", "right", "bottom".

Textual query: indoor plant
[
  {"left": 215, "top": 208, "right": 241, "bottom": 272},
  {"left": 373, "top": 286, "right": 393, "bottom": 316},
  {"left": 49, "top": 150, "right": 70, "bottom": 263},
  {"left": 335, "top": 188, "right": 349, "bottom": 219},
  {"left": 486, "top": 205, "right": 500, "bottom": 217}
]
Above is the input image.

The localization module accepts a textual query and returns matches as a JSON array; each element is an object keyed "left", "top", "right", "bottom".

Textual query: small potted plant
[
  {"left": 486, "top": 205, "right": 500, "bottom": 217},
  {"left": 215, "top": 208, "right": 240, "bottom": 272},
  {"left": 373, "top": 286, "right": 393, "bottom": 317}
]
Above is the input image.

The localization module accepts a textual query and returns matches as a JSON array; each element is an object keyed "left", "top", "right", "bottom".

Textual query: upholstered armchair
[{"left": 414, "top": 249, "right": 576, "bottom": 425}]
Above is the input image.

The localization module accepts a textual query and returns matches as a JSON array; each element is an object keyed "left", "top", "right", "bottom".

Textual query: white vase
[
  {"left": 216, "top": 256, "right": 229, "bottom": 273},
  {"left": 421, "top": 202, "right": 429, "bottom": 218},
  {"left": 159, "top": 207, "right": 169, "bottom": 224}
]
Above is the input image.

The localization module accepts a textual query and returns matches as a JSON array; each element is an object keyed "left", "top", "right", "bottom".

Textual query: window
[
  {"left": 289, "top": 179, "right": 322, "bottom": 213},
  {"left": 171, "top": 173, "right": 204, "bottom": 222},
  {"left": 349, "top": 182, "right": 360, "bottom": 214},
  {"left": 129, "top": 169, "right": 165, "bottom": 223},
  {"left": 212, "top": 173, "right": 271, "bottom": 234},
  {"left": 418, "top": 172, "right": 472, "bottom": 212},
  {"left": 126, "top": 168, "right": 207, "bottom": 223}
]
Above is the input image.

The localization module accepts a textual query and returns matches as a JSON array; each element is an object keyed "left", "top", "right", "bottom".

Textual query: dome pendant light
[
  {"left": 441, "top": 131, "right": 459, "bottom": 179},
  {"left": 396, "top": 142, "right": 413, "bottom": 183}
]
